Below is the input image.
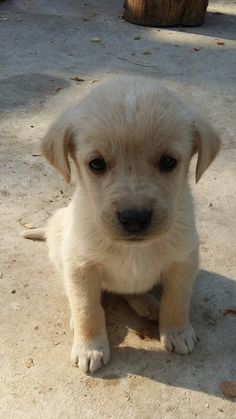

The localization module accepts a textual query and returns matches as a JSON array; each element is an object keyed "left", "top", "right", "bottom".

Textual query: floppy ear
[
  {"left": 192, "top": 115, "right": 221, "bottom": 183},
  {"left": 41, "top": 111, "right": 77, "bottom": 183}
]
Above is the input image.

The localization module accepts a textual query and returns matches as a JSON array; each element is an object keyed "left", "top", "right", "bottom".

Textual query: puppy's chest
[{"left": 101, "top": 247, "right": 163, "bottom": 294}]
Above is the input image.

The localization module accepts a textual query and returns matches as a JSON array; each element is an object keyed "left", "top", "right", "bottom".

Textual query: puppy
[{"left": 22, "top": 76, "right": 220, "bottom": 373}]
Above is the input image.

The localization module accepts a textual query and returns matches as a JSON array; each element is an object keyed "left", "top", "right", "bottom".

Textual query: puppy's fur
[{"left": 22, "top": 77, "right": 220, "bottom": 373}]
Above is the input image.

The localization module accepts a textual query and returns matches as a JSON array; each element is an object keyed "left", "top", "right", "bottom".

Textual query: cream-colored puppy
[{"left": 22, "top": 76, "right": 220, "bottom": 374}]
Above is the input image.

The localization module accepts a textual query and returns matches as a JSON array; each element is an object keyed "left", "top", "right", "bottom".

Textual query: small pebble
[
  {"left": 26, "top": 358, "right": 34, "bottom": 368},
  {"left": 91, "top": 37, "right": 101, "bottom": 43}
]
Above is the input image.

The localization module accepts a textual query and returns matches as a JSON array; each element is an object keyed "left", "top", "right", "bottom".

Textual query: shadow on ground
[
  {"left": 168, "top": 11, "right": 236, "bottom": 41},
  {"left": 94, "top": 270, "right": 236, "bottom": 399},
  {"left": 0, "top": 74, "right": 70, "bottom": 115}
]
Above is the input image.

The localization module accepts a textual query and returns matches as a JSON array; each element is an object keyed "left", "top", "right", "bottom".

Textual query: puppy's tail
[{"left": 20, "top": 228, "right": 46, "bottom": 241}]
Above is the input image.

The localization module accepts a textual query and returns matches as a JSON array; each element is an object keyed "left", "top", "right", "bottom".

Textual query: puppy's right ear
[{"left": 41, "top": 111, "right": 77, "bottom": 183}]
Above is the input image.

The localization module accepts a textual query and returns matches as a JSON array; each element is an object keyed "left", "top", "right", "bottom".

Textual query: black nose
[{"left": 117, "top": 208, "right": 152, "bottom": 233}]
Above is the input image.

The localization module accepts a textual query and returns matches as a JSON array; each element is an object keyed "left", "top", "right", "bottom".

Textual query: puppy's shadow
[{"left": 99, "top": 270, "right": 236, "bottom": 399}]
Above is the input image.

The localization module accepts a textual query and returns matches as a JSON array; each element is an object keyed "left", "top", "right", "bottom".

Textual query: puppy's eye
[
  {"left": 159, "top": 155, "right": 177, "bottom": 172},
  {"left": 89, "top": 158, "right": 107, "bottom": 174}
]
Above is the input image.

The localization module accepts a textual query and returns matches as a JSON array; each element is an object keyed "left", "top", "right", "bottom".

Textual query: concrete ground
[{"left": 0, "top": 0, "right": 236, "bottom": 417}]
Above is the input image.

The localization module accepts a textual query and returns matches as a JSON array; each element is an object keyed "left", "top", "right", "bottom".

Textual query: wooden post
[{"left": 124, "top": 0, "right": 209, "bottom": 27}]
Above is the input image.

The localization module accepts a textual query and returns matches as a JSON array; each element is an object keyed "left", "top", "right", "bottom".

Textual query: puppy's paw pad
[
  {"left": 161, "top": 324, "right": 197, "bottom": 355},
  {"left": 71, "top": 338, "right": 110, "bottom": 373}
]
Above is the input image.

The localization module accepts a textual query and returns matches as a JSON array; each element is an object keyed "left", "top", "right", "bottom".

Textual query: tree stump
[{"left": 124, "top": 0, "right": 209, "bottom": 27}]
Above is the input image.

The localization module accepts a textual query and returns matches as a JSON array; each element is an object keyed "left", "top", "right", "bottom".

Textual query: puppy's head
[{"left": 42, "top": 77, "right": 220, "bottom": 243}]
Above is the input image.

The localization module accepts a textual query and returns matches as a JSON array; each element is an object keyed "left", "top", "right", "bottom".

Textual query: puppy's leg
[
  {"left": 160, "top": 252, "right": 198, "bottom": 355},
  {"left": 65, "top": 265, "right": 110, "bottom": 374},
  {"left": 123, "top": 293, "right": 159, "bottom": 321}
]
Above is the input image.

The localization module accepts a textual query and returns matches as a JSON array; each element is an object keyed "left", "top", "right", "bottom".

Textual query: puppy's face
[
  {"left": 76, "top": 112, "right": 191, "bottom": 242},
  {"left": 42, "top": 77, "right": 220, "bottom": 243}
]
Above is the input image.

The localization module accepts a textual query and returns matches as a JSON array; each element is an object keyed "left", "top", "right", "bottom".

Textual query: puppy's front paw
[
  {"left": 161, "top": 324, "right": 197, "bottom": 355},
  {"left": 71, "top": 332, "right": 110, "bottom": 374}
]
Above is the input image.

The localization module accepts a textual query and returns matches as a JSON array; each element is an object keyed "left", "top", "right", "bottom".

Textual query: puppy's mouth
[
  {"left": 125, "top": 237, "right": 146, "bottom": 242},
  {"left": 114, "top": 235, "right": 150, "bottom": 244},
  {"left": 111, "top": 224, "right": 171, "bottom": 243}
]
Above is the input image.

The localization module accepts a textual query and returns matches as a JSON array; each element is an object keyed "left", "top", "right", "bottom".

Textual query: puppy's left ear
[{"left": 192, "top": 115, "right": 221, "bottom": 183}]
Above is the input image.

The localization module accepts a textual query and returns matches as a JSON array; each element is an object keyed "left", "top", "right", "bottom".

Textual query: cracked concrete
[{"left": 0, "top": 0, "right": 235, "bottom": 418}]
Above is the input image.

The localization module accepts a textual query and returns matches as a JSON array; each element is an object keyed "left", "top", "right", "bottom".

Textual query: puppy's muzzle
[{"left": 117, "top": 208, "right": 152, "bottom": 234}]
